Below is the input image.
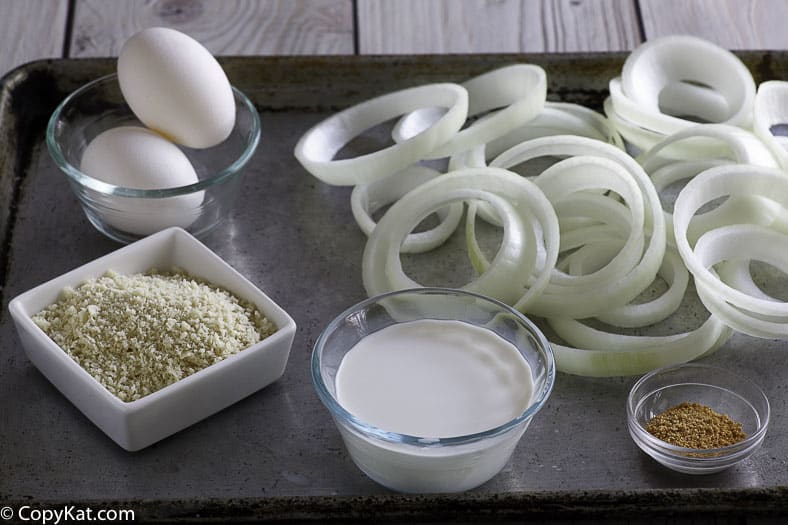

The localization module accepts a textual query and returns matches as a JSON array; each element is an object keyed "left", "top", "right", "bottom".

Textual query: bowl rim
[
  {"left": 45, "top": 73, "right": 261, "bottom": 198},
  {"left": 311, "top": 286, "right": 556, "bottom": 447},
  {"left": 626, "top": 362, "right": 770, "bottom": 458}
]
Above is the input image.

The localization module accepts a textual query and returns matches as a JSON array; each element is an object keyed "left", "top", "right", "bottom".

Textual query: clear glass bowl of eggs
[{"left": 46, "top": 28, "right": 260, "bottom": 243}]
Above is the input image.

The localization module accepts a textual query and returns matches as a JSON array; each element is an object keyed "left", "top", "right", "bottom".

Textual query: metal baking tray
[{"left": 1, "top": 53, "right": 787, "bottom": 522}]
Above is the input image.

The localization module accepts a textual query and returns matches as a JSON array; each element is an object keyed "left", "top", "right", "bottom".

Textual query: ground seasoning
[
  {"left": 32, "top": 269, "right": 276, "bottom": 402},
  {"left": 646, "top": 402, "right": 746, "bottom": 449}
]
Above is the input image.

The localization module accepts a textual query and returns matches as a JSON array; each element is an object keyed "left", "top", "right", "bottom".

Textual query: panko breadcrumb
[{"left": 32, "top": 269, "right": 275, "bottom": 402}]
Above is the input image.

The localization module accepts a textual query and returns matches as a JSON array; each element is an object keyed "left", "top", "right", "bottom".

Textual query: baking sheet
[{"left": 1, "top": 53, "right": 787, "bottom": 521}]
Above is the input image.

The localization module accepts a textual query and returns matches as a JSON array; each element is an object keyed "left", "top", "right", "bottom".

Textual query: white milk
[
  {"left": 336, "top": 319, "right": 534, "bottom": 438},
  {"left": 333, "top": 319, "right": 536, "bottom": 493}
]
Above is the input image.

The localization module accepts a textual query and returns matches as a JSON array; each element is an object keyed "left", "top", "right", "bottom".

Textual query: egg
[
  {"left": 80, "top": 126, "right": 204, "bottom": 236},
  {"left": 117, "top": 27, "right": 235, "bottom": 149}
]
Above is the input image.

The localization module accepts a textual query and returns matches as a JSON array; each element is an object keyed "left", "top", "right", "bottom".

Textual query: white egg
[
  {"left": 80, "top": 126, "right": 204, "bottom": 236},
  {"left": 117, "top": 27, "right": 235, "bottom": 149}
]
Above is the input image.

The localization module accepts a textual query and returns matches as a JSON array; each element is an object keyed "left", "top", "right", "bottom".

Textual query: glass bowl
[
  {"left": 46, "top": 74, "right": 260, "bottom": 243},
  {"left": 312, "top": 287, "right": 555, "bottom": 493},
  {"left": 627, "top": 363, "right": 770, "bottom": 474}
]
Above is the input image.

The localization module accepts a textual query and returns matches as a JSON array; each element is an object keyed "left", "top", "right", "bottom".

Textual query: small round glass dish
[
  {"left": 312, "top": 287, "right": 555, "bottom": 493},
  {"left": 627, "top": 363, "right": 769, "bottom": 474},
  {"left": 46, "top": 74, "right": 260, "bottom": 244}
]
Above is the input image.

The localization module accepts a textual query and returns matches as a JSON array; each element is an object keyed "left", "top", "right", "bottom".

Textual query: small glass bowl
[
  {"left": 312, "top": 287, "right": 555, "bottom": 493},
  {"left": 46, "top": 74, "right": 260, "bottom": 243},
  {"left": 627, "top": 363, "right": 770, "bottom": 474}
]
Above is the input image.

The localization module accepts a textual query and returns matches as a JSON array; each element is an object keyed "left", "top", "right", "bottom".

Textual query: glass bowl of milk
[
  {"left": 312, "top": 287, "right": 555, "bottom": 493},
  {"left": 46, "top": 74, "right": 260, "bottom": 244}
]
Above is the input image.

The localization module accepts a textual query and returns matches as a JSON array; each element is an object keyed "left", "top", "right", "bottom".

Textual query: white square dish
[{"left": 8, "top": 227, "right": 297, "bottom": 451}]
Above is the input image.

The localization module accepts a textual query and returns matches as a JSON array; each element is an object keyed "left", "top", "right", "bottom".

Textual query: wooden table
[{"left": 1, "top": 0, "right": 786, "bottom": 79}]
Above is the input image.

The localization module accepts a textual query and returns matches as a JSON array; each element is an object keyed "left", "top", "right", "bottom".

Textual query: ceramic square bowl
[{"left": 8, "top": 227, "right": 296, "bottom": 451}]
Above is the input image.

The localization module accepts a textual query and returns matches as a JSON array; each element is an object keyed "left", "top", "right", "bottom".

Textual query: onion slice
[
  {"left": 392, "top": 64, "right": 547, "bottom": 159},
  {"left": 673, "top": 164, "right": 788, "bottom": 336},
  {"left": 589, "top": 244, "right": 689, "bottom": 328},
  {"left": 488, "top": 136, "right": 666, "bottom": 318},
  {"left": 362, "top": 167, "right": 559, "bottom": 308},
  {"left": 642, "top": 124, "right": 782, "bottom": 246},
  {"left": 549, "top": 314, "right": 732, "bottom": 377},
  {"left": 450, "top": 101, "right": 623, "bottom": 172},
  {"left": 639, "top": 124, "right": 779, "bottom": 172},
  {"left": 350, "top": 165, "right": 463, "bottom": 254},
  {"left": 621, "top": 35, "right": 755, "bottom": 129},
  {"left": 294, "top": 83, "right": 468, "bottom": 186},
  {"left": 754, "top": 81, "right": 788, "bottom": 170},
  {"left": 692, "top": 224, "right": 788, "bottom": 338}
]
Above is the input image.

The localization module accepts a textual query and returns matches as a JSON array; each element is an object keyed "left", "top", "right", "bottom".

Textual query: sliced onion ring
[
  {"left": 562, "top": 241, "right": 690, "bottom": 328},
  {"left": 754, "top": 80, "right": 788, "bottom": 170},
  {"left": 450, "top": 101, "right": 623, "bottom": 173},
  {"left": 643, "top": 124, "right": 782, "bottom": 246},
  {"left": 674, "top": 164, "right": 788, "bottom": 322},
  {"left": 639, "top": 124, "right": 779, "bottom": 172},
  {"left": 488, "top": 136, "right": 666, "bottom": 318},
  {"left": 350, "top": 165, "right": 463, "bottom": 254},
  {"left": 692, "top": 224, "right": 788, "bottom": 338},
  {"left": 549, "top": 314, "right": 732, "bottom": 377},
  {"left": 363, "top": 167, "right": 559, "bottom": 308},
  {"left": 621, "top": 35, "right": 755, "bottom": 129},
  {"left": 294, "top": 83, "right": 468, "bottom": 186},
  {"left": 392, "top": 64, "right": 547, "bottom": 159}
]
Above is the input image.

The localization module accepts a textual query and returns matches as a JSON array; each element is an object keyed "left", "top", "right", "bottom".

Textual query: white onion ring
[
  {"left": 674, "top": 164, "right": 788, "bottom": 326},
  {"left": 392, "top": 64, "right": 547, "bottom": 159},
  {"left": 643, "top": 124, "right": 782, "bottom": 246},
  {"left": 692, "top": 224, "right": 788, "bottom": 338},
  {"left": 294, "top": 83, "right": 468, "bottom": 185},
  {"left": 621, "top": 35, "right": 755, "bottom": 129},
  {"left": 717, "top": 259, "right": 778, "bottom": 302},
  {"left": 534, "top": 156, "right": 645, "bottom": 288},
  {"left": 639, "top": 124, "right": 779, "bottom": 172},
  {"left": 648, "top": 158, "right": 729, "bottom": 246},
  {"left": 593, "top": 245, "right": 689, "bottom": 328},
  {"left": 549, "top": 314, "right": 732, "bottom": 377},
  {"left": 350, "top": 165, "right": 463, "bottom": 254},
  {"left": 450, "top": 101, "right": 623, "bottom": 172},
  {"left": 488, "top": 136, "right": 666, "bottom": 318},
  {"left": 362, "top": 167, "right": 560, "bottom": 308},
  {"left": 754, "top": 80, "right": 788, "bottom": 170},
  {"left": 658, "top": 80, "right": 730, "bottom": 123}
]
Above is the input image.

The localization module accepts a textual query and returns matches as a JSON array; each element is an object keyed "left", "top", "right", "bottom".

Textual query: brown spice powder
[{"left": 645, "top": 401, "right": 746, "bottom": 449}]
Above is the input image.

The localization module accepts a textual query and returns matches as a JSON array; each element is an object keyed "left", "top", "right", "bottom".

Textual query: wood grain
[
  {"left": 69, "top": 0, "right": 354, "bottom": 57},
  {"left": 357, "top": 0, "right": 642, "bottom": 54},
  {"left": 0, "top": 0, "right": 69, "bottom": 78},
  {"left": 639, "top": 0, "right": 788, "bottom": 49}
]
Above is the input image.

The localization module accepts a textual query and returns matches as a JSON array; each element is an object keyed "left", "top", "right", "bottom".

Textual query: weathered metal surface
[{"left": 1, "top": 53, "right": 787, "bottom": 522}]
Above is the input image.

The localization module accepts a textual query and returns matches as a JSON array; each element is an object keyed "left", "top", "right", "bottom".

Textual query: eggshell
[
  {"left": 80, "top": 126, "right": 204, "bottom": 236},
  {"left": 118, "top": 27, "right": 235, "bottom": 149}
]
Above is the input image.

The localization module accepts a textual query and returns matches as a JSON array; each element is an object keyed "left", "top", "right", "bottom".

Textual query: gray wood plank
[
  {"left": 639, "top": 0, "right": 788, "bottom": 49},
  {"left": 357, "top": 0, "right": 642, "bottom": 54},
  {"left": 69, "top": 0, "right": 354, "bottom": 57},
  {"left": 520, "top": 0, "right": 642, "bottom": 52},
  {"left": 0, "top": 0, "right": 69, "bottom": 78}
]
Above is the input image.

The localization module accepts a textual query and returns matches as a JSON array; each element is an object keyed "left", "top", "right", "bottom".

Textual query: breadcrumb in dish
[{"left": 32, "top": 269, "right": 275, "bottom": 402}]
